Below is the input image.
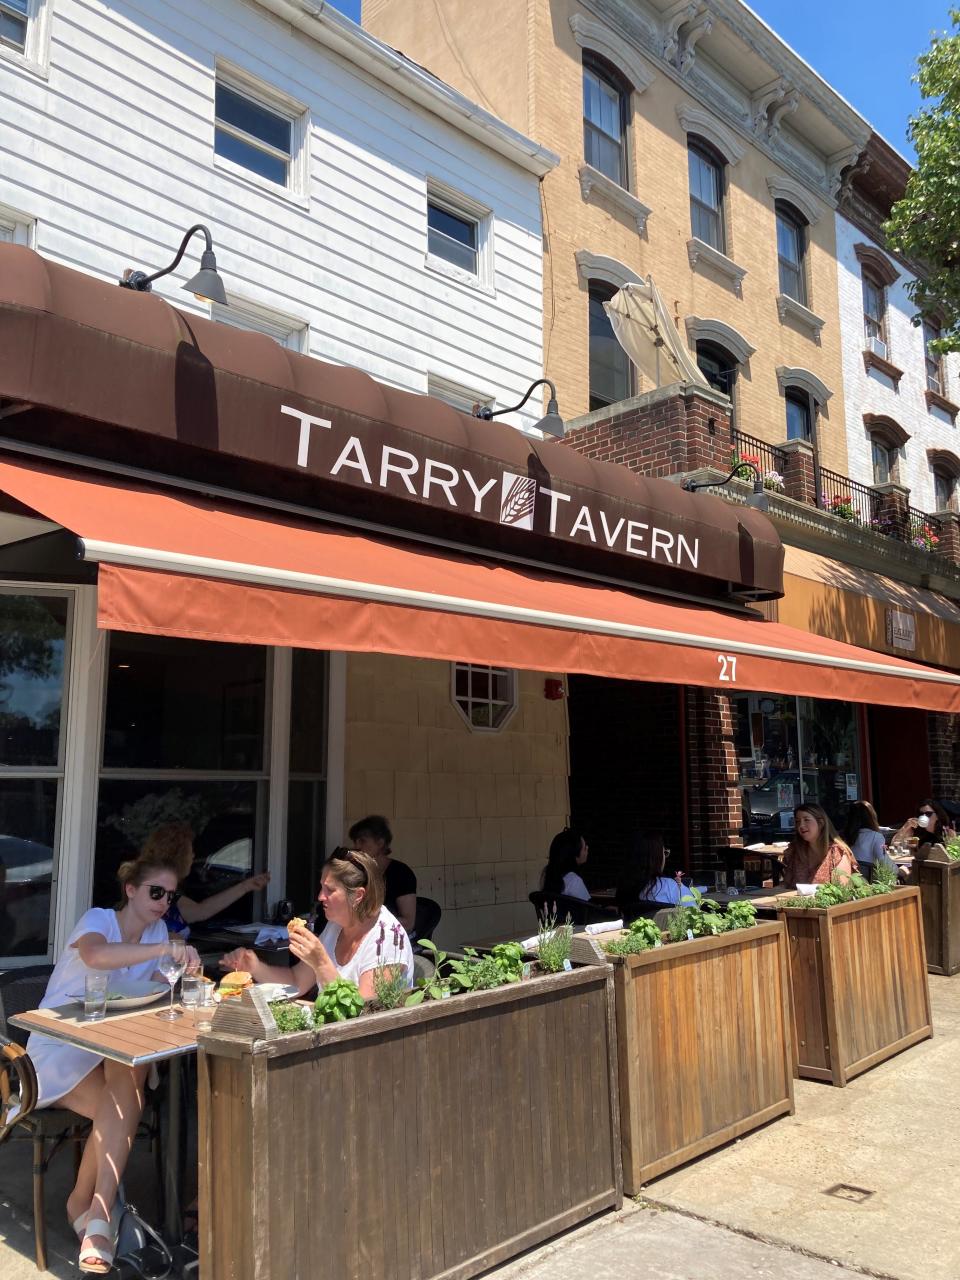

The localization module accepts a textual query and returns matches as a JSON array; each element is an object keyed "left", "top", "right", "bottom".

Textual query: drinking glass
[
  {"left": 157, "top": 951, "right": 187, "bottom": 1020},
  {"left": 180, "top": 975, "right": 202, "bottom": 1011},
  {"left": 713, "top": 870, "right": 728, "bottom": 893},
  {"left": 83, "top": 973, "right": 109, "bottom": 1022},
  {"left": 733, "top": 869, "right": 747, "bottom": 891}
]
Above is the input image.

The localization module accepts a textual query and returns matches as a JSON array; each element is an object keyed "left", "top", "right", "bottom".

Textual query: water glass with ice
[{"left": 84, "top": 973, "right": 109, "bottom": 1021}]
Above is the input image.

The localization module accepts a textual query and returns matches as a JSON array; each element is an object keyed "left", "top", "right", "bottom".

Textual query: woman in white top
[
  {"left": 29, "top": 847, "right": 200, "bottom": 1275},
  {"left": 540, "top": 828, "right": 591, "bottom": 903},
  {"left": 221, "top": 850, "right": 414, "bottom": 997}
]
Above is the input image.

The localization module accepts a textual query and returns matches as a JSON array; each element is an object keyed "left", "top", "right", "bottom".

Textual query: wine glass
[{"left": 157, "top": 950, "right": 187, "bottom": 1020}]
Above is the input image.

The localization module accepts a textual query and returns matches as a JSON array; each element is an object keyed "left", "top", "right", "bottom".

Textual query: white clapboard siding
[{"left": 0, "top": 0, "right": 547, "bottom": 418}]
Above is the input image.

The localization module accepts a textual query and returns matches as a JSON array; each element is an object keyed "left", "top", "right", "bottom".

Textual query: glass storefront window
[
  {"left": 103, "top": 633, "right": 267, "bottom": 771},
  {"left": 286, "top": 649, "right": 327, "bottom": 911},
  {"left": 0, "top": 777, "right": 58, "bottom": 956},
  {"left": 735, "top": 692, "right": 861, "bottom": 841},
  {"left": 0, "top": 594, "right": 69, "bottom": 767}
]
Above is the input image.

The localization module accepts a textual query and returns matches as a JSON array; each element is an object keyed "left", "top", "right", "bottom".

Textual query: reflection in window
[
  {"left": 286, "top": 649, "right": 328, "bottom": 910},
  {"left": 785, "top": 390, "right": 812, "bottom": 441},
  {"left": 872, "top": 438, "right": 893, "bottom": 486},
  {"left": 0, "top": 594, "right": 69, "bottom": 767},
  {"left": 215, "top": 82, "right": 293, "bottom": 187},
  {"left": 103, "top": 634, "right": 266, "bottom": 771},
  {"left": 583, "top": 61, "right": 626, "bottom": 186},
  {"left": 453, "top": 662, "right": 516, "bottom": 731},
  {"left": 776, "top": 202, "right": 806, "bottom": 304},
  {"left": 688, "top": 139, "right": 724, "bottom": 251},
  {"left": 589, "top": 280, "right": 631, "bottom": 410},
  {"left": 0, "top": 778, "right": 58, "bottom": 956}
]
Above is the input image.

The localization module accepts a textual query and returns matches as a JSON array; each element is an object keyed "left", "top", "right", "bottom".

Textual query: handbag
[{"left": 114, "top": 1197, "right": 174, "bottom": 1280}]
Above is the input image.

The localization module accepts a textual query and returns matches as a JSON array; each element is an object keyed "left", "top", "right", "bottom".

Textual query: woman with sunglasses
[
  {"left": 892, "top": 799, "right": 956, "bottom": 849},
  {"left": 220, "top": 850, "right": 414, "bottom": 999},
  {"left": 25, "top": 847, "right": 200, "bottom": 1274}
]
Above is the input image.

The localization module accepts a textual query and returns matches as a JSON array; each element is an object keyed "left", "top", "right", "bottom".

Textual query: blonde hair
[
  {"left": 141, "top": 823, "right": 195, "bottom": 880},
  {"left": 322, "top": 850, "right": 384, "bottom": 922},
  {"left": 116, "top": 842, "right": 184, "bottom": 908}
]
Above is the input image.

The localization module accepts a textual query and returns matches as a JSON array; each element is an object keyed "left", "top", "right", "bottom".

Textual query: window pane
[
  {"left": 93, "top": 778, "right": 261, "bottom": 913},
  {"left": 689, "top": 148, "right": 719, "bottom": 210},
  {"left": 285, "top": 778, "right": 326, "bottom": 910},
  {"left": 0, "top": 594, "right": 69, "bottom": 767},
  {"left": 469, "top": 667, "right": 490, "bottom": 700},
  {"left": 776, "top": 214, "right": 801, "bottom": 266},
  {"left": 584, "top": 124, "right": 623, "bottom": 184},
  {"left": 691, "top": 201, "right": 721, "bottom": 249},
  {"left": 589, "top": 288, "right": 631, "bottom": 408},
  {"left": 0, "top": 10, "right": 27, "bottom": 50},
  {"left": 583, "top": 69, "right": 621, "bottom": 141},
  {"left": 872, "top": 440, "right": 891, "bottom": 485},
  {"left": 736, "top": 694, "right": 803, "bottom": 841},
  {"left": 103, "top": 634, "right": 266, "bottom": 771},
  {"left": 215, "top": 85, "right": 291, "bottom": 155},
  {"left": 798, "top": 697, "right": 860, "bottom": 832},
  {"left": 785, "top": 396, "right": 811, "bottom": 441},
  {"left": 935, "top": 471, "right": 953, "bottom": 511},
  {"left": 779, "top": 260, "right": 803, "bottom": 302},
  {"left": 289, "top": 649, "right": 326, "bottom": 774},
  {"left": 0, "top": 778, "right": 57, "bottom": 957},
  {"left": 215, "top": 128, "right": 288, "bottom": 185},
  {"left": 427, "top": 204, "right": 478, "bottom": 273}
]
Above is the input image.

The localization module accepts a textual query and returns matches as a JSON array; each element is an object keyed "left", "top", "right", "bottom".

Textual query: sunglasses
[
  {"left": 919, "top": 810, "right": 936, "bottom": 818},
  {"left": 144, "top": 884, "right": 181, "bottom": 905}
]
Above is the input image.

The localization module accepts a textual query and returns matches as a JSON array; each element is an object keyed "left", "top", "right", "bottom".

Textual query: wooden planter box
[
  {"left": 913, "top": 853, "right": 960, "bottom": 975},
  {"left": 777, "top": 887, "right": 932, "bottom": 1086},
  {"left": 197, "top": 967, "right": 622, "bottom": 1280},
  {"left": 576, "top": 921, "right": 794, "bottom": 1192}
]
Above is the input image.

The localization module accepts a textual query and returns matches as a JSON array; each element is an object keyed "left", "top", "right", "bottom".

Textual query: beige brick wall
[
  {"left": 364, "top": 0, "right": 850, "bottom": 475},
  {"left": 343, "top": 652, "right": 570, "bottom": 946}
]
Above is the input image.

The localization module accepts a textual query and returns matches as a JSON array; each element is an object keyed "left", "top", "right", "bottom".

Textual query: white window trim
[
  {"left": 451, "top": 663, "right": 518, "bottom": 734},
  {"left": 214, "top": 60, "right": 310, "bottom": 204},
  {"left": 0, "top": 0, "right": 52, "bottom": 79},
  {"left": 425, "top": 179, "right": 495, "bottom": 294},
  {"left": 427, "top": 373, "right": 494, "bottom": 416},
  {"left": 211, "top": 296, "right": 309, "bottom": 351},
  {"left": 0, "top": 203, "right": 34, "bottom": 246}
]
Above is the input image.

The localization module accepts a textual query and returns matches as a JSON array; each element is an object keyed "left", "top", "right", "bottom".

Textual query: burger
[
  {"left": 218, "top": 971, "right": 253, "bottom": 999},
  {"left": 287, "top": 917, "right": 306, "bottom": 933}
]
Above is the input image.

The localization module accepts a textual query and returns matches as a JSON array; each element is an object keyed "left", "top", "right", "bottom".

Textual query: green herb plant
[
  {"left": 602, "top": 915, "right": 663, "bottom": 957},
  {"left": 665, "top": 887, "right": 724, "bottom": 942},
  {"left": 724, "top": 900, "right": 759, "bottom": 931},
  {"left": 944, "top": 836, "right": 960, "bottom": 863},
  {"left": 372, "top": 962, "right": 411, "bottom": 1010},
  {"left": 536, "top": 911, "right": 573, "bottom": 973},
  {"left": 269, "top": 1000, "right": 311, "bottom": 1033},
  {"left": 782, "top": 871, "right": 896, "bottom": 910},
  {"left": 489, "top": 941, "right": 525, "bottom": 983},
  {"left": 314, "top": 977, "right": 365, "bottom": 1023},
  {"left": 405, "top": 938, "right": 450, "bottom": 1004}
]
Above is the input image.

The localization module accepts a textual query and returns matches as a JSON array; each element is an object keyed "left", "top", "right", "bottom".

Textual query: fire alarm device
[{"left": 544, "top": 678, "right": 565, "bottom": 700}]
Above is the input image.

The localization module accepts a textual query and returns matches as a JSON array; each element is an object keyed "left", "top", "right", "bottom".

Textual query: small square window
[
  {"left": 425, "top": 181, "right": 492, "bottom": 289},
  {"left": 452, "top": 663, "right": 517, "bottom": 732},
  {"left": 427, "top": 374, "right": 493, "bottom": 417},
  {"left": 0, "top": 204, "right": 33, "bottom": 246},
  {"left": 428, "top": 201, "right": 478, "bottom": 275},
  {"left": 211, "top": 298, "right": 307, "bottom": 351},
  {"left": 215, "top": 83, "right": 292, "bottom": 187},
  {"left": 0, "top": 0, "right": 28, "bottom": 53}
]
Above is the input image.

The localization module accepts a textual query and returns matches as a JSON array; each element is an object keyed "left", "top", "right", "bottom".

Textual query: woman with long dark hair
[
  {"left": 781, "top": 803, "right": 858, "bottom": 890},
  {"left": 540, "top": 828, "right": 590, "bottom": 901},
  {"left": 892, "top": 799, "right": 955, "bottom": 848},
  {"left": 844, "top": 801, "right": 895, "bottom": 881},
  {"left": 619, "top": 832, "right": 690, "bottom": 906}
]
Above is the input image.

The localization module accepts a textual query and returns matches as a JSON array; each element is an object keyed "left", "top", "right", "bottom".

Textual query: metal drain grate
[{"left": 824, "top": 1183, "right": 875, "bottom": 1204}]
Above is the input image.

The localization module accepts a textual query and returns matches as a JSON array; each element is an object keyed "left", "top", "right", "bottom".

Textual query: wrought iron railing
[
  {"left": 731, "top": 430, "right": 788, "bottom": 485},
  {"left": 906, "top": 507, "right": 942, "bottom": 551},
  {"left": 814, "top": 465, "right": 878, "bottom": 528}
]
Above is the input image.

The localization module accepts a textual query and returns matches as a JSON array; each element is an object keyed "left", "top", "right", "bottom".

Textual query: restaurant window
[
  {"left": 214, "top": 71, "right": 302, "bottom": 190},
  {"left": 934, "top": 467, "right": 955, "bottom": 513},
  {"left": 583, "top": 58, "right": 627, "bottom": 187},
  {"left": 785, "top": 389, "right": 812, "bottom": 442},
  {"left": 0, "top": 590, "right": 72, "bottom": 960},
  {"left": 588, "top": 280, "right": 632, "bottom": 410},
  {"left": 775, "top": 201, "right": 806, "bottom": 305},
  {"left": 285, "top": 649, "right": 328, "bottom": 910},
  {"left": 452, "top": 663, "right": 517, "bottom": 732},
  {"left": 0, "top": 0, "right": 28, "bottom": 53},
  {"left": 871, "top": 437, "right": 895, "bottom": 486},
  {"left": 93, "top": 633, "right": 269, "bottom": 914},
  {"left": 862, "top": 270, "right": 887, "bottom": 351},
  {"left": 735, "top": 692, "right": 860, "bottom": 841},
  {"left": 688, "top": 138, "right": 725, "bottom": 252},
  {"left": 923, "top": 319, "right": 944, "bottom": 394}
]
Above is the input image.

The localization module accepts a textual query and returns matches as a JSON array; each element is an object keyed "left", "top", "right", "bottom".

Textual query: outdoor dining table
[{"left": 10, "top": 1001, "right": 201, "bottom": 1250}]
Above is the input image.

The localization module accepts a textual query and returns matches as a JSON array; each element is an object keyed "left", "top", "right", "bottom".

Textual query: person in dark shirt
[{"left": 347, "top": 814, "right": 417, "bottom": 934}]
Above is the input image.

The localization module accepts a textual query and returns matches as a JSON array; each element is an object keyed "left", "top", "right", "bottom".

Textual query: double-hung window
[
  {"left": 215, "top": 77, "right": 297, "bottom": 189},
  {"left": 785, "top": 390, "right": 812, "bottom": 441},
  {"left": 923, "top": 319, "right": 944, "bottom": 394},
  {"left": 934, "top": 468, "right": 955, "bottom": 513},
  {"left": 871, "top": 438, "right": 893, "bottom": 486},
  {"left": 583, "top": 61, "right": 627, "bottom": 186},
  {"left": 862, "top": 272, "right": 886, "bottom": 349},
  {"left": 427, "top": 201, "right": 478, "bottom": 275},
  {"left": 688, "top": 139, "right": 724, "bottom": 252},
  {"left": 776, "top": 202, "right": 806, "bottom": 305},
  {"left": 0, "top": 0, "right": 28, "bottom": 53}
]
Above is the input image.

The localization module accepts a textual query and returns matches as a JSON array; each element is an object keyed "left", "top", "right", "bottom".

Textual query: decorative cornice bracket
[{"left": 578, "top": 164, "right": 652, "bottom": 234}]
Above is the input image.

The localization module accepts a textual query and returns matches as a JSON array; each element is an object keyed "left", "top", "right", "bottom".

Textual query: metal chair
[
  {"left": 615, "top": 894, "right": 671, "bottom": 925},
  {"left": 528, "top": 890, "right": 616, "bottom": 928},
  {"left": 411, "top": 897, "right": 442, "bottom": 955}
]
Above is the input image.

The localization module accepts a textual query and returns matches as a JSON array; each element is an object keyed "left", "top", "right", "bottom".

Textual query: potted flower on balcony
[
  {"left": 763, "top": 468, "right": 785, "bottom": 494},
  {"left": 731, "top": 450, "right": 761, "bottom": 481},
  {"left": 823, "top": 493, "right": 857, "bottom": 521},
  {"left": 913, "top": 522, "right": 940, "bottom": 552}
]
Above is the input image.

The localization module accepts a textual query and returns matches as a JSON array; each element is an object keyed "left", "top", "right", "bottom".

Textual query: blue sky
[{"left": 331, "top": 1, "right": 953, "bottom": 161}]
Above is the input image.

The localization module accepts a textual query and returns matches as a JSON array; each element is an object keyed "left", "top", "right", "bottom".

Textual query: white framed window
[
  {"left": 0, "top": 204, "right": 34, "bottom": 246},
  {"left": 427, "top": 374, "right": 494, "bottom": 417},
  {"left": 214, "top": 62, "right": 308, "bottom": 197},
  {"left": 451, "top": 663, "right": 517, "bottom": 732},
  {"left": 425, "top": 180, "right": 493, "bottom": 290},
  {"left": 0, "top": 0, "right": 51, "bottom": 74},
  {"left": 211, "top": 297, "right": 308, "bottom": 351}
]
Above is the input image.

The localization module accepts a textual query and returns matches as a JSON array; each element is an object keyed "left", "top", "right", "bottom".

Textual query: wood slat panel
[
  {"left": 915, "top": 861, "right": 960, "bottom": 976},
  {"left": 199, "top": 969, "right": 620, "bottom": 1280},
  {"left": 11, "top": 1005, "right": 200, "bottom": 1063}
]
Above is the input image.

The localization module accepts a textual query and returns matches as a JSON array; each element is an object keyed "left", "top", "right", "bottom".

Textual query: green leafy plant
[
  {"left": 665, "top": 887, "right": 723, "bottom": 942},
  {"left": 944, "top": 836, "right": 960, "bottom": 863},
  {"left": 872, "top": 858, "right": 901, "bottom": 888},
  {"left": 313, "top": 977, "right": 364, "bottom": 1023},
  {"left": 489, "top": 941, "right": 525, "bottom": 983},
  {"left": 372, "top": 962, "right": 411, "bottom": 1010},
  {"left": 782, "top": 871, "right": 896, "bottom": 910},
  {"left": 405, "top": 938, "right": 451, "bottom": 1005},
  {"left": 723, "top": 900, "right": 758, "bottom": 931},
  {"left": 269, "top": 1000, "right": 310, "bottom": 1033},
  {"left": 602, "top": 916, "right": 663, "bottom": 957},
  {"left": 536, "top": 911, "right": 573, "bottom": 973}
]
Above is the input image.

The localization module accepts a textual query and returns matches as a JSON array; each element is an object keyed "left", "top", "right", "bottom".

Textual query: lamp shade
[{"left": 183, "top": 248, "right": 228, "bottom": 306}]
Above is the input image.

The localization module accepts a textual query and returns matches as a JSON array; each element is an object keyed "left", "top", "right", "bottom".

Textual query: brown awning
[
  {"left": 0, "top": 244, "right": 783, "bottom": 600},
  {"left": 2, "top": 455, "right": 958, "bottom": 710}
]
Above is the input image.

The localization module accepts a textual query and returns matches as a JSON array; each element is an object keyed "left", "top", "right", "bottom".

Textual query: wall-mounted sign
[{"left": 885, "top": 608, "right": 916, "bottom": 652}]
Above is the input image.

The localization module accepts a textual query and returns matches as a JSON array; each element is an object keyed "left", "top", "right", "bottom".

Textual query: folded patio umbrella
[{"left": 604, "top": 278, "right": 709, "bottom": 390}]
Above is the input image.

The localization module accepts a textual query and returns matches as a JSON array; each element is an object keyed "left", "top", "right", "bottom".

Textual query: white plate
[
  {"left": 256, "top": 982, "right": 300, "bottom": 1003},
  {"left": 68, "top": 978, "right": 168, "bottom": 1011}
]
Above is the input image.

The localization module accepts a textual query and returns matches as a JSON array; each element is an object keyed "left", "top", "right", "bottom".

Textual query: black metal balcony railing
[
  {"left": 815, "top": 465, "right": 878, "bottom": 528},
  {"left": 731, "top": 430, "right": 788, "bottom": 484},
  {"left": 907, "top": 507, "right": 943, "bottom": 550}
]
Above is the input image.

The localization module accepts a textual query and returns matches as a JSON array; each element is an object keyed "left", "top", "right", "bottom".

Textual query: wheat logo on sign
[{"left": 499, "top": 472, "right": 537, "bottom": 530}]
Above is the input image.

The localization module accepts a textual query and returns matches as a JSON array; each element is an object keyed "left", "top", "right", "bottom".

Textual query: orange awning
[{"left": 2, "top": 456, "right": 959, "bottom": 710}]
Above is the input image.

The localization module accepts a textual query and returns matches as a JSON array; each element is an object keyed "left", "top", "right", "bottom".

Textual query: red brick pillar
[
  {"left": 684, "top": 686, "right": 743, "bottom": 864},
  {"left": 777, "top": 438, "right": 816, "bottom": 506},
  {"left": 870, "top": 482, "right": 910, "bottom": 540},
  {"left": 933, "top": 511, "right": 960, "bottom": 568},
  {"left": 928, "top": 712, "right": 960, "bottom": 798}
]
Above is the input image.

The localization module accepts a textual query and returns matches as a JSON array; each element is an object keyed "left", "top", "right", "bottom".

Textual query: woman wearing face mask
[
  {"left": 780, "top": 803, "right": 858, "bottom": 891},
  {"left": 892, "top": 799, "right": 955, "bottom": 848}
]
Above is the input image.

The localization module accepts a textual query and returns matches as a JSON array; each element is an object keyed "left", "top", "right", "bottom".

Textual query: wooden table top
[{"left": 10, "top": 1003, "right": 202, "bottom": 1066}]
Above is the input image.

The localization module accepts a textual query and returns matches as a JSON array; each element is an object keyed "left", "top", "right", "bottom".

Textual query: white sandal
[
  {"left": 70, "top": 1210, "right": 87, "bottom": 1241},
  {"left": 78, "top": 1216, "right": 115, "bottom": 1275}
]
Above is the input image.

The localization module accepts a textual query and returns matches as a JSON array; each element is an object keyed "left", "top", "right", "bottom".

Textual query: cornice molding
[
  {"left": 925, "top": 389, "right": 960, "bottom": 423},
  {"left": 863, "top": 347, "right": 905, "bottom": 387},
  {"left": 776, "top": 294, "right": 826, "bottom": 337},
  {"left": 575, "top": 249, "right": 643, "bottom": 291},
  {"left": 686, "top": 237, "right": 747, "bottom": 292},
  {"left": 766, "top": 175, "right": 822, "bottom": 225},
  {"left": 685, "top": 314, "right": 755, "bottom": 364},
  {"left": 676, "top": 102, "right": 745, "bottom": 164},
  {"left": 928, "top": 447, "right": 960, "bottom": 476},
  {"left": 777, "top": 365, "right": 832, "bottom": 408},
  {"left": 578, "top": 164, "right": 652, "bottom": 234},
  {"left": 569, "top": 12, "right": 655, "bottom": 92},
  {"left": 854, "top": 242, "right": 901, "bottom": 287},
  {"left": 864, "top": 412, "right": 910, "bottom": 448}
]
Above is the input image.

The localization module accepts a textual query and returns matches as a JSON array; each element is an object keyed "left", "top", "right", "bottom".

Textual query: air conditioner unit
[{"left": 867, "top": 336, "right": 888, "bottom": 360}]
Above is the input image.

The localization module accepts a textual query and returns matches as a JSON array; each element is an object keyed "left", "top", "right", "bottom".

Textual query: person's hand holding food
[{"left": 287, "top": 918, "right": 336, "bottom": 984}]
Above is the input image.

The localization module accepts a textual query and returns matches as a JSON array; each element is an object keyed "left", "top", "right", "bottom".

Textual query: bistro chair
[
  {"left": 527, "top": 890, "right": 616, "bottom": 929},
  {"left": 412, "top": 896, "right": 442, "bottom": 945},
  {"left": 615, "top": 894, "right": 669, "bottom": 926}
]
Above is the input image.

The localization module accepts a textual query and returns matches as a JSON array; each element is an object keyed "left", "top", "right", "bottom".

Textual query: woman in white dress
[
  {"left": 28, "top": 846, "right": 200, "bottom": 1274},
  {"left": 221, "top": 850, "right": 414, "bottom": 996}
]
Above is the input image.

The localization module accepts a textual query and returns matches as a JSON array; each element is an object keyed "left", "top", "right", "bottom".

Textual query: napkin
[
  {"left": 796, "top": 884, "right": 817, "bottom": 896},
  {"left": 253, "top": 926, "right": 290, "bottom": 946},
  {"left": 584, "top": 919, "right": 623, "bottom": 935}
]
